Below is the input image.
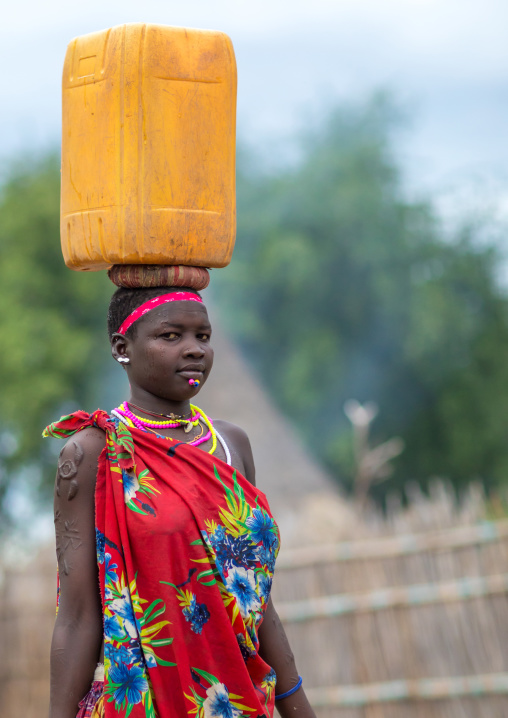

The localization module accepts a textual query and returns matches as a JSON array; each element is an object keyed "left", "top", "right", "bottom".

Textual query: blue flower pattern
[
  {"left": 105, "top": 553, "right": 119, "bottom": 583},
  {"left": 225, "top": 567, "right": 261, "bottom": 619},
  {"left": 96, "top": 528, "right": 105, "bottom": 565},
  {"left": 105, "top": 614, "right": 125, "bottom": 640},
  {"left": 257, "top": 544, "right": 277, "bottom": 573},
  {"left": 245, "top": 509, "right": 277, "bottom": 549},
  {"left": 236, "top": 633, "right": 256, "bottom": 661},
  {"left": 121, "top": 468, "right": 139, "bottom": 502},
  {"left": 257, "top": 572, "right": 272, "bottom": 603},
  {"left": 210, "top": 531, "right": 259, "bottom": 575},
  {"left": 203, "top": 682, "right": 242, "bottom": 718},
  {"left": 109, "top": 663, "right": 148, "bottom": 705},
  {"left": 198, "top": 472, "right": 280, "bottom": 665},
  {"left": 182, "top": 594, "right": 211, "bottom": 634}
]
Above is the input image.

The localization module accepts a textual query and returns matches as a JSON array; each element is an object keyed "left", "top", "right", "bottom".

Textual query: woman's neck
[{"left": 127, "top": 390, "right": 192, "bottom": 418}]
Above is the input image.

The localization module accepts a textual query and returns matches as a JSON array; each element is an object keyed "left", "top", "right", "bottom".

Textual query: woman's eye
[
  {"left": 198, "top": 334, "right": 210, "bottom": 342},
  {"left": 161, "top": 332, "right": 179, "bottom": 340}
]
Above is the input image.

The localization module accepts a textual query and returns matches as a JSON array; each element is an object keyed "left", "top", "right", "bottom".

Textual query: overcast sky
[{"left": 2, "top": 0, "right": 507, "bottom": 194}]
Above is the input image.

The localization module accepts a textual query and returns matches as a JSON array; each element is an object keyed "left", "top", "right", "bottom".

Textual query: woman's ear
[{"left": 111, "top": 333, "right": 130, "bottom": 365}]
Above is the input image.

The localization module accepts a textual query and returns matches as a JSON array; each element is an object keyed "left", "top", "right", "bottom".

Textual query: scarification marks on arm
[
  {"left": 54, "top": 511, "right": 82, "bottom": 576},
  {"left": 57, "top": 440, "right": 84, "bottom": 500}
]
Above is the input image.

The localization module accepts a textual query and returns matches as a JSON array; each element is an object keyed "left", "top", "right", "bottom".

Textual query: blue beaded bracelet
[{"left": 274, "top": 675, "right": 303, "bottom": 701}]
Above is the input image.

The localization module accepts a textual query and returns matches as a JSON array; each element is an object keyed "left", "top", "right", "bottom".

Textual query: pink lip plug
[{"left": 188, "top": 378, "right": 200, "bottom": 388}]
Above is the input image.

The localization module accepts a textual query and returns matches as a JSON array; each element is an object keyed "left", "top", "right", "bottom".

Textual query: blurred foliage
[
  {"left": 0, "top": 154, "right": 112, "bottom": 512},
  {"left": 213, "top": 95, "right": 508, "bottom": 500}
]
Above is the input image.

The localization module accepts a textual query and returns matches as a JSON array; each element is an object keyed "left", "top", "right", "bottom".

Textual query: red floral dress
[{"left": 45, "top": 410, "right": 280, "bottom": 718}]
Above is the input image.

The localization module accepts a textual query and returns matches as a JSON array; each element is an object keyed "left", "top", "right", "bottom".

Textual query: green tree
[
  {"left": 0, "top": 154, "right": 112, "bottom": 513},
  {"left": 213, "top": 95, "right": 508, "bottom": 499}
]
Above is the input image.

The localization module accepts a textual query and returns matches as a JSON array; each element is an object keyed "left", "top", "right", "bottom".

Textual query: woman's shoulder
[
  {"left": 57, "top": 425, "right": 106, "bottom": 492},
  {"left": 214, "top": 418, "right": 249, "bottom": 442},
  {"left": 214, "top": 419, "right": 256, "bottom": 486},
  {"left": 59, "top": 424, "right": 107, "bottom": 455}
]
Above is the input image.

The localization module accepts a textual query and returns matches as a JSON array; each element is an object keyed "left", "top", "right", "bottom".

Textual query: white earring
[{"left": 117, "top": 357, "right": 130, "bottom": 364}]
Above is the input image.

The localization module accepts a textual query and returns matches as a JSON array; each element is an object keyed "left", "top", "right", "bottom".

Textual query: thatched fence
[
  {"left": 0, "top": 542, "right": 55, "bottom": 717},
  {"left": 2, "top": 483, "right": 508, "bottom": 717},
  {"left": 272, "top": 485, "right": 508, "bottom": 717}
]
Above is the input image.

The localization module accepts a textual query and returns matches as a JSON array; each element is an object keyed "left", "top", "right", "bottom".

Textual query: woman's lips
[{"left": 178, "top": 370, "right": 204, "bottom": 379}]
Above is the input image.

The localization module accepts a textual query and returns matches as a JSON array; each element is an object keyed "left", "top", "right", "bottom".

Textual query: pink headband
[{"left": 117, "top": 292, "right": 203, "bottom": 335}]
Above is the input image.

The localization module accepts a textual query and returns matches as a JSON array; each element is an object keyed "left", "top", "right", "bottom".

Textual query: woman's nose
[{"left": 182, "top": 342, "right": 205, "bottom": 357}]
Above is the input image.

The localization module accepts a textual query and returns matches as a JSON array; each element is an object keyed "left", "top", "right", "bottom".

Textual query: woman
[{"left": 46, "top": 286, "right": 316, "bottom": 718}]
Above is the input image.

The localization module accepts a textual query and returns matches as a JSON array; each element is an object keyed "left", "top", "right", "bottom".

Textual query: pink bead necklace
[
  {"left": 118, "top": 403, "right": 201, "bottom": 430},
  {"left": 114, "top": 402, "right": 214, "bottom": 449}
]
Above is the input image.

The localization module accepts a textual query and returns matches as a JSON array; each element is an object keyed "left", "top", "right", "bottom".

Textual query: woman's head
[{"left": 108, "top": 286, "right": 213, "bottom": 406}]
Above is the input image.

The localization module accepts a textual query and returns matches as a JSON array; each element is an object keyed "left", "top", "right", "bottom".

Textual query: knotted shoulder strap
[{"left": 43, "top": 409, "right": 135, "bottom": 470}]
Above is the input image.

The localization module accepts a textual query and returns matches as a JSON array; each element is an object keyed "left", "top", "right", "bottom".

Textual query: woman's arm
[
  {"left": 216, "top": 421, "right": 316, "bottom": 717},
  {"left": 258, "top": 599, "right": 316, "bottom": 717},
  {"left": 49, "top": 427, "right": 105, "bottom": 718}
]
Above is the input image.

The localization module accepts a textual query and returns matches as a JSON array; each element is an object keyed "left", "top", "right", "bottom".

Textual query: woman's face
[{"left": 112, "top": 300, "right": 214, "bottom": 405}]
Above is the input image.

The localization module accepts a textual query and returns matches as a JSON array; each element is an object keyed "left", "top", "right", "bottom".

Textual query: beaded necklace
[
  {"left": 118, "top": 402, "right": 201, "bottom": 433},
  {"left": 113, "top": 402, "right": 217, "bottom": 454},
  {"left": 119, "top": 401, "right": 198, "bottom": 428}
]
